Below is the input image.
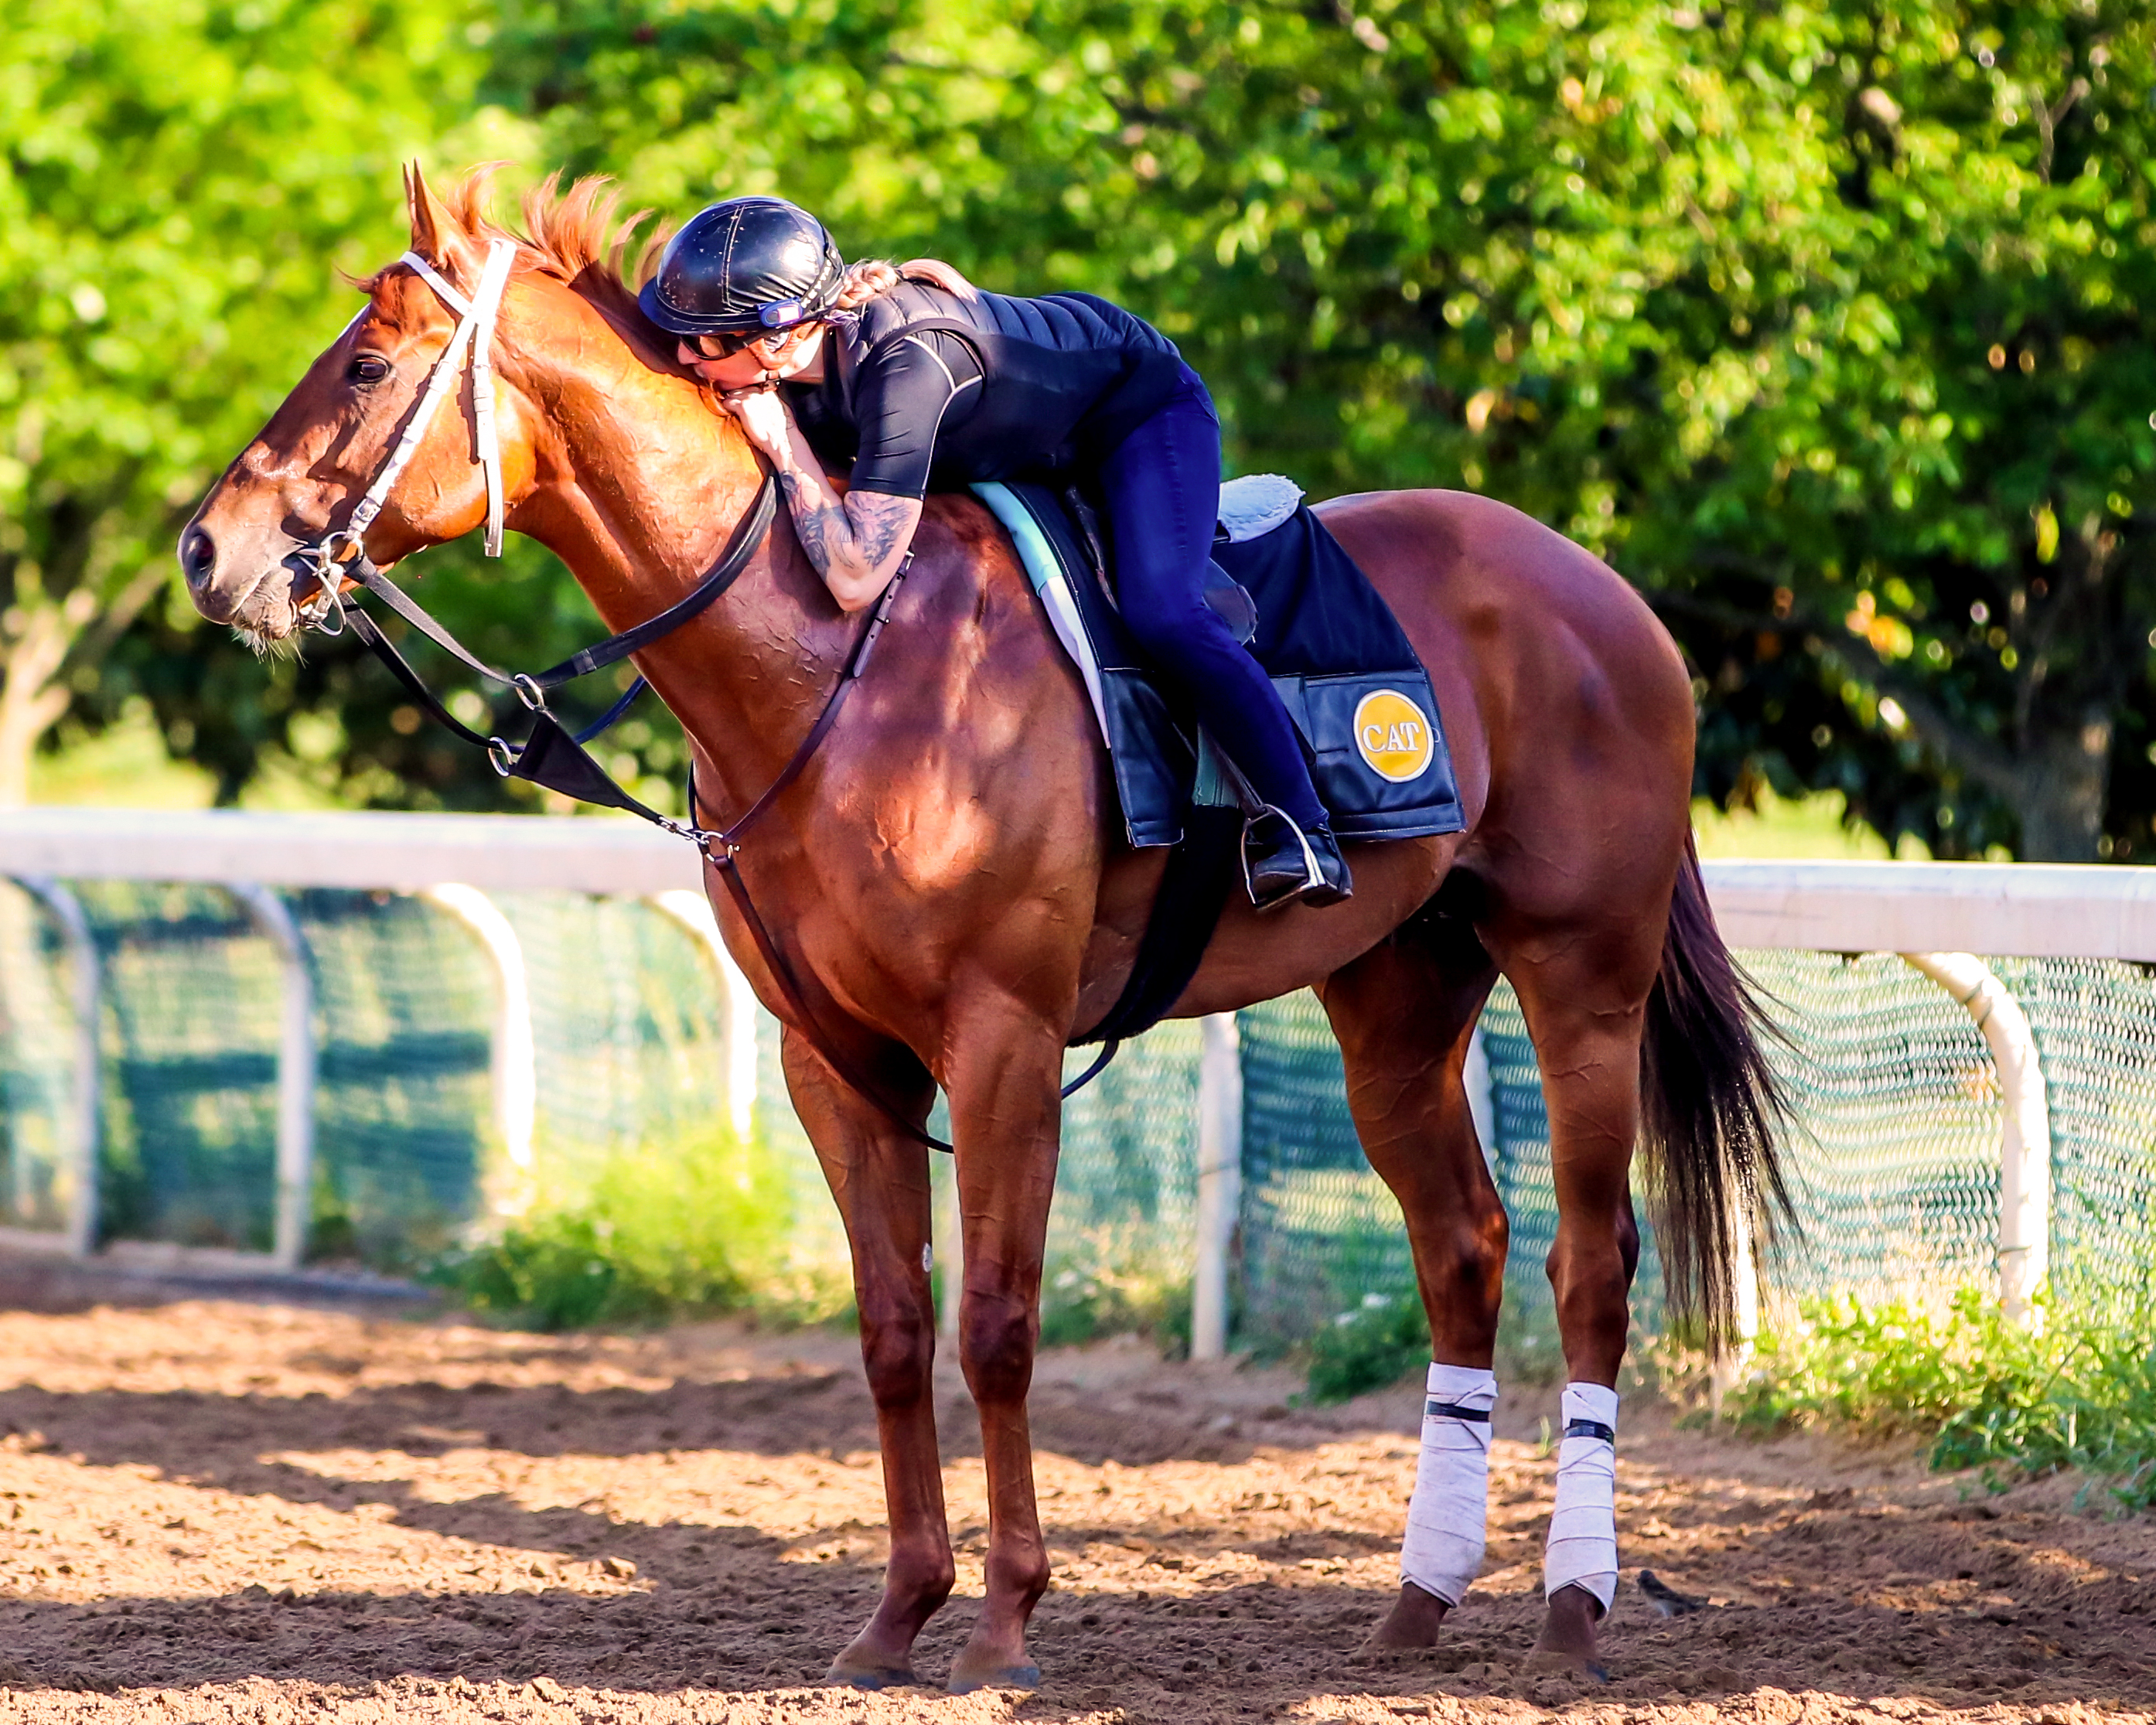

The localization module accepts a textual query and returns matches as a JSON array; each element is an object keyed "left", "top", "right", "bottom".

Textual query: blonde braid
[
  {"left": 831, "top": 256, "right": 979, "bottom": 309},
  {"left": 832, "top": 259, "right": 902, "bottom": 309}
]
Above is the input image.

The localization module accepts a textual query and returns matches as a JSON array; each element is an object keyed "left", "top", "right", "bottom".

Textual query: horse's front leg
[
  {"left": 941, "top": 1003, "right": 1066, "bottom": 1693},
  {"left": 779, "top": 1026, "right": 953, "bottom": 1689}
]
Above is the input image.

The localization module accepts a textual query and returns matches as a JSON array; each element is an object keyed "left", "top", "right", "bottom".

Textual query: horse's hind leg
[
  {"left": 1316, "top": 907, "right": 1506, "bottom": 1649},
  {"left": 780, "top": 1028, "right": 955, "bottom": 1689},
  {"left": 1481, "top": 902, "right": 1664, "bottom": 1678}
]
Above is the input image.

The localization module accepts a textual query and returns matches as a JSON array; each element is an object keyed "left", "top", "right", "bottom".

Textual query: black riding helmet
[{"left": 639, "top": 196, "right": 847, "bottom": 338}]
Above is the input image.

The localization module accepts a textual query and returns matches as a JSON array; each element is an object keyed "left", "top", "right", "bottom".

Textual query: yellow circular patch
[{"left": 1353, "top": 688, "right": 1437, "bottom": 783}]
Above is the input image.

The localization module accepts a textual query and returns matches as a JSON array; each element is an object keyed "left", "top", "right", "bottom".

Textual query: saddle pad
[
  {"left": 1214, "top": 502, "right": 1468, "bottom": 843},
  {"left": 973, "top": 477, "right": 1466, "bottom": 847},
  {"left": 973, "top": 480, "right": 1192, "bottom": 847}
]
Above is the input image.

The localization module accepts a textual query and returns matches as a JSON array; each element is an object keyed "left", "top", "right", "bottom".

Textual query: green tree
[
  {"left": 490, "top": 0, "right": 2155, "bottom": 857},
  {"left": 0, "top": 0, "right": 502, "bottom": 805},
  {"left": 24, "top": 0, "right": 2156, "bottom": 859},
  {"left": 1613, "top": 5, "right": 2156, "bottom": 861}
]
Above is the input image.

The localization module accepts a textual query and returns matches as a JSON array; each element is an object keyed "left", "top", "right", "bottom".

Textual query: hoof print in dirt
[
  {"left": 1526, "top": 1648, "right": 1609, "bottom": 1686},
  {"left": 1637, "top": 1570, "right": 1710, "bottom": 1618}
]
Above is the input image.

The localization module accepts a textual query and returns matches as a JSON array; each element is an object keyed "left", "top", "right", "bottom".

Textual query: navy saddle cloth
[
  {"left": 975, "top": 479, "right": 1467, "bottom": 848},
  {"left": 971, "top": 478, "right": 1465, "bottom": 1048}
]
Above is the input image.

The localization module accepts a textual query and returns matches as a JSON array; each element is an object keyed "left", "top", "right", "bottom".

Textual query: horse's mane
[{"left": 397, "top": 165, "right": 675, "bottom": 332}]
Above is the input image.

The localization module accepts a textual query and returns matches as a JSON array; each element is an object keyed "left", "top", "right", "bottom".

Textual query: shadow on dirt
[
  {"left": 3, "top": 1561, "right": 2154, "bottom": 1714},
  {"left": 5, "top": 1259, "right": 2155, "bottom": 1715},
  {"left": 0, "top": 1359, "right": 1386, "bottom": 1476},
  {"left": 3, "top": 1372, "right": 2155, "bottom": 1713}
]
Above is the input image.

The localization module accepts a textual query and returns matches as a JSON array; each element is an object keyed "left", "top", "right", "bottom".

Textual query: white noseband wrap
[
  {"left": 1399, "top": 1362, "right": 1496, "bottom": 1608},
  {"left": 1544, "top": 1380, "right": 1620, "bottom": 1611},
  {"left": 342, "top": 238, "right": 518, "bottom": 561}
]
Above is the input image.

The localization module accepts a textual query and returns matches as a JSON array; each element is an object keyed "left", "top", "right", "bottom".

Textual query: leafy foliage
[
  {"left": 12, "top": 0, "right": 2156, "bottom": 858},
  {"left": 1305, "top": 1290, "right": 1433, "bottom": 1404},
  {"left": 492, "top": 0, "right": 2156, "bottom": 857},
  {"left": 1301, "top": 1282, "right": 1564, "bottom": 1403},
  {"left": 0, "top": 0, "right": 503, "bottom": 801},
  {"left": 1718, "top": 1284, "right": 2156, "bottom": 1511},
  {"left": 435, "top": 1123, "right": 847, "bottom": 1331},
  {"left": 1036, "top": 1232, "right": 1192, "bottom": 1353}
]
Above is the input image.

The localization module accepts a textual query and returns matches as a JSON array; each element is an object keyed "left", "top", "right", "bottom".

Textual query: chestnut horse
[{"left": 180, "top": 171, "right": 1786, "bottom": 1688}]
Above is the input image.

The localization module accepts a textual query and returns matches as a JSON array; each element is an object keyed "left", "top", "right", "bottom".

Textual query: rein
[{"left": 295, "top": 245, "right": 1117, "bottom": 1153}]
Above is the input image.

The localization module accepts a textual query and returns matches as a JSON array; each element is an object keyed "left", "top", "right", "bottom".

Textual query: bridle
[
  {"left": 284, "top": 240, "right": 1118, "bottom": 1147},
  {"left": 290, "top": 239, "right": 519, "bottom": 632}
]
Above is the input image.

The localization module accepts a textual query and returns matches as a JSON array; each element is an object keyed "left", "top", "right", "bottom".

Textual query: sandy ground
[{"left": 1, "top": 1256, "right": 2154, "bottom": 1723}]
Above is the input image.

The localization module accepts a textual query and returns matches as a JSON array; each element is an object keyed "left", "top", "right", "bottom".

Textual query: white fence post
[
  {"left": 1707, "top": 1202, "right": 1761, "bottom": 1403},
  {"left": 1191, "top": 1011, "right": 1243, "bottom": 1362},
  {"left": 1732, "top": 1203, "right": 1759, "bottom": 1354},
  {"left": 1463, "top": 1021, "right": 1497, "bottom": 1173},
  {"left": 1899, "top": 952, "right": 2051, "bottom": 1323},
  {"left": 421, "top": 885, "right": 537, "bottom": 1189},
  {"left": 9, "top": 878, "right": 101, "bottom": 1258},
  {"left": 649, "top": 888, "right": 759, "bottom": 1143},
  {"left": 228, "top": 885, "right": 316, "bottom": 1271},
  {"left": 937, "top": 1161, "right": 964, "bottom": 1338}
]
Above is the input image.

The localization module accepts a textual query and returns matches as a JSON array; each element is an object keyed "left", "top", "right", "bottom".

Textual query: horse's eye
[{"left": 349, "top": 353, "right": 391, "bottom": 387}]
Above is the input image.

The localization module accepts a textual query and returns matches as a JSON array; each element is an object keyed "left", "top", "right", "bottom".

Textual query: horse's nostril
[{"left": 179, "top": 525, "right": 216, "bottom": 591}]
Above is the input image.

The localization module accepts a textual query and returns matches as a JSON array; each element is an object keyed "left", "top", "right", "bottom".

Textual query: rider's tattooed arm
[{"left": 725, "top": 389, "right": 923, "bottom": 611}]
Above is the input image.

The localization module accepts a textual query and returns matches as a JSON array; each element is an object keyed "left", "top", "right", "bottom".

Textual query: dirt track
[{"left": 1, "top": 1258, "right": 2153, "bottom": 1723}]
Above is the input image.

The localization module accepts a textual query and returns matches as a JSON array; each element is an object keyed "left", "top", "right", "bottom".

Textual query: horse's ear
[{"left": 403, "top": 162, "right": 483, "bottom": 287}]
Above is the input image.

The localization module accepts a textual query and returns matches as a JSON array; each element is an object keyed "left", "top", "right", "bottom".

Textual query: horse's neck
[
  {"left": 504, "top": 302, "right": 845, "bottom": 797},
  {"left": 514, "top": 360, "right": 769, "bottom": 626}
]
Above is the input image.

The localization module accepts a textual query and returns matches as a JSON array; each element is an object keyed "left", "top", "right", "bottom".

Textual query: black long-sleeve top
[{"left": 784, "top": 279, "right": 1186, "bottom": 499}]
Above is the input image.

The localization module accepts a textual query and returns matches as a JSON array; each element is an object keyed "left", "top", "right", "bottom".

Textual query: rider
[{"left": 639, "top": 196, "right": 1351, "bottom": 911}]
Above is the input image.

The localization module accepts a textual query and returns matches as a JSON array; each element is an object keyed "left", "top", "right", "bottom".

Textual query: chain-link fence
[{"left": 5, "top": 873, "right": 2154, "bottom": 1345}]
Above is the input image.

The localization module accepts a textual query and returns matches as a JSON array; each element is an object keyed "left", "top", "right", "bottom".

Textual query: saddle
[{"left": 973, "top": 476, "right": 1465, "bottom": 1045}]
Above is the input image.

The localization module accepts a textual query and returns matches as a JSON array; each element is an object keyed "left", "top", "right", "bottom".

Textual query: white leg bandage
[
  {"left": 1399, "top": 1362, "right": 1496, "bottom": 1607},
  {"left": 1544, "top": 1380, "right": 1619, "bottom": 1611}
]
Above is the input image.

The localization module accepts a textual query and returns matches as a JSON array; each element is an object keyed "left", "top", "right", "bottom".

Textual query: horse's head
[{"left": 179, "top": 166, "right": 684, "bottom": 649}]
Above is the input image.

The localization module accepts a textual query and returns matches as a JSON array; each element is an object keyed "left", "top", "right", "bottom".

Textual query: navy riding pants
[{"left": 1097, "top": 366, "right": 1328, "bottom": 831}]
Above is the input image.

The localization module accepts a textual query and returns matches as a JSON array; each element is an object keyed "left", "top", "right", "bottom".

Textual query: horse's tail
[{"left": 1637, "top": 833, "right": 1796, "bottom": 1351}]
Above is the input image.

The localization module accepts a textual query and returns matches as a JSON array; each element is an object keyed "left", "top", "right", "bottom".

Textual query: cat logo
[{"left": 1353, "top": 688, "right": 1436, "bottom": 783}]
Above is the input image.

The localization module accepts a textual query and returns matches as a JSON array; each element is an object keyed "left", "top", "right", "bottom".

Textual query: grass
[
  {"left": 1707, "top": 1283, "right": 2156, "bottom": 1511},
  {"left": 1301, "top": 1278, "right": 1568, "bottom": 1403},
  {"left": 1305, "top": 1274, "right": 2156, "bottom": 1518},
  {"left": 1037, "top": 1223, "right": 1192, "bottom": 1355},
  {"left": 435, "top": 1123, "right": 849, "bottom": 1332},
  {"left": 1689, "top": 786, "right": 1928, "bottom": 860}
]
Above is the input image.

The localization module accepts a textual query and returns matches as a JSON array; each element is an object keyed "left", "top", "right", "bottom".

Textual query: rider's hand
[{"left": 721, "top": 385, "right": 794, "bottom": 462}]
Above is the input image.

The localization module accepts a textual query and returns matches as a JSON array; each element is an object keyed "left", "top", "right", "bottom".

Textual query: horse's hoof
[
  {"left": 824, "top": 1662, "right": 916, "bottom": 1691},
  {"left": 1363, "top": 1580, "right": 1452, "bottom": 1650},
  {"left": 947, "top": 1662, "right": 1040, "bottom": 1695}
]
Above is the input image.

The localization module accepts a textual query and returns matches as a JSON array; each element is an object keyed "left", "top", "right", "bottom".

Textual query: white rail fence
[{"left": 0, "top": 810, "right": 2141, "bottom": 1344}]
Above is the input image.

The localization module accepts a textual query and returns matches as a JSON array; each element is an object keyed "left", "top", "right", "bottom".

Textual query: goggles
[{"left": 693, "top": 303, "right": 814, "bottom": 359}]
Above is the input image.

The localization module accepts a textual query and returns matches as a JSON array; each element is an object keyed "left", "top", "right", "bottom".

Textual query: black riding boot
[{"left": 1243, "top": 806, "right": 1353, "bottom": 912}]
